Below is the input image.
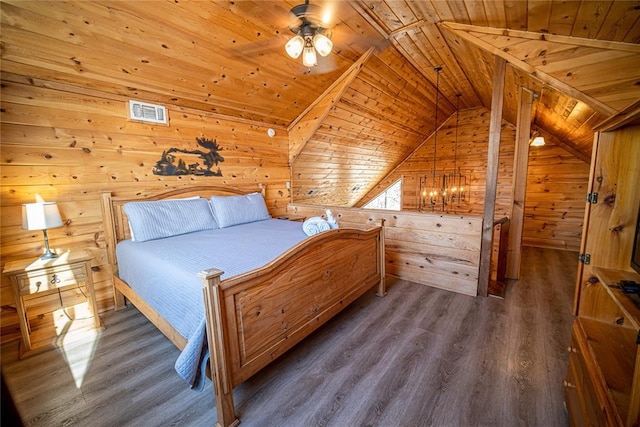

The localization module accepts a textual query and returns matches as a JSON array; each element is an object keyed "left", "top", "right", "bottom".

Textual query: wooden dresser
[
  {"left": 566, "top": 126, "right": 640, "bottom": 427},
  {"left": 566, "top": 267, "right": 640, "bottom": 426}
]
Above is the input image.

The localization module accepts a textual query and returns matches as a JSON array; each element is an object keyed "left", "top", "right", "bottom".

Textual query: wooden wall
[
  {"left": 288, "top": 204, "right": 482, "bottom": 296},
  {"left": 291, "top": 47, "right": 451, "bottom": 207},
  {"left": 357, "top": 105, "right": 590, "bottom": 252},
  {"left": 0, "top": 73, "right": 291, "bottom": 342},
  {"left": 357, "top": 107, "right": 516, "bottom": 219},
  {"left": 523, "top": 139, "right": 591, "bottom": 251}
]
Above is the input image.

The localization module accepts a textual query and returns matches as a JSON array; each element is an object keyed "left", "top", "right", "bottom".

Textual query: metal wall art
[{"left": 153, "top": 137, "right": 224, "bottom": 176}]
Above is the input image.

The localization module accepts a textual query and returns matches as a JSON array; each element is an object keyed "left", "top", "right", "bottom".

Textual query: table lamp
[{"left": 22, "top": 202, "right": 63, "bottom": 260}]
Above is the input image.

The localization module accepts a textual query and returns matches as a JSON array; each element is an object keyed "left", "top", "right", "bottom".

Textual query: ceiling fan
[{"left": 284, "top": 0, "right": 334, "bottom": 68}]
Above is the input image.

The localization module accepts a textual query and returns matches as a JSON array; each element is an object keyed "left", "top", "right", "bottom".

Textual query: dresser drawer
[
  {"left": 568, "top": 321, "right": 613, "bottom": 427},
  {"left": 16, "top": 263, "right": 88, "bottom": 295}
]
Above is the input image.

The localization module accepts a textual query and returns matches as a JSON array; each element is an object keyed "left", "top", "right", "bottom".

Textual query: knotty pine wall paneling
[
  {"left": 523, "top": 141, "right": 590, "bottom": 251},
  {"left": 0, "top": 74, "right": 290, "bottom": 343},
  {"left": 356, "top": 107, "right": 515, "bottom": 283},
  {"left": 288, "top": 203, "right": 482, "bottom": 296},
  {"left": 357, "top": 105, "right": 589, "bottom": 255},
  {"left": 357, "top": 107, "right": 516, "bottom": 220},
  {"left": 290, "top": 48, "right": 449, "bottom": 207}
]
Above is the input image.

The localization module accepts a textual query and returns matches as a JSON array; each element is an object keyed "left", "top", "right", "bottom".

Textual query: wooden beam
[
  {"left": 440, "top": 22, "right": 640, "bottom": 54},
  {"left": 506, "top": 87, "right": 533, "bottom": 280},
  {"left": 478, "top": 56, "right": 507, "bottom": 297},
  {"left": 287, "top": 47, "right": 375, "bottom": 163},
  {"left": 593, "top": 99, "right": 640, "bottom": 132},
  {"left": 439, "top": 22, "right": 617, "bottom": 117},
  {"left": 388, "top": 19, "right": 426, "bottom": 37}
]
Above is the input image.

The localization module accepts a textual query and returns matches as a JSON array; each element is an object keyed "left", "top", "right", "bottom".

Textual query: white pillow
[
  {"left": 124, "top": 197, "right": 217, "bottom": 242},
  {"left": 209, "top": 192, "right": 270, "bottom": 228}
]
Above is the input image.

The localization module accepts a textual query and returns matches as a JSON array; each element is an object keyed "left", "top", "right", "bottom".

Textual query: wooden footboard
[{"left": 200, "top": 226, "right": 385, "bottom": 427}]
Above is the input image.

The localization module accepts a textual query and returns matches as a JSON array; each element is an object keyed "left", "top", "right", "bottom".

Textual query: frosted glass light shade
[
  {"left": 285, "top": 35, "right": 304, "bottom": 59},
  {"left": 313, "top": 33, "right": 333, "bottom": 56},
  {"left": 302, "top": 45, "right": 317, "bottom": 67},
  {"left": 22, "top": 202, "right": 63, "bottom": 231}
]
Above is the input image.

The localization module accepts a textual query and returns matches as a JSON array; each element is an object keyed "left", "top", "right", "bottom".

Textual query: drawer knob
[{"left": 50, "top": 274, "right": 61, "bottom": 285}]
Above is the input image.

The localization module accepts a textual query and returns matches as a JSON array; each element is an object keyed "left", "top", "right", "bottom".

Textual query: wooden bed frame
[{"left": 100, "top": 185, "right": 386, "bottom": 427}]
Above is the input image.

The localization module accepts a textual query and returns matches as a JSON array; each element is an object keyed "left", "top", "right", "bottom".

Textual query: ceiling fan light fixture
[
  {"left": 313, "top": 32, "right": 332, "bottom": 56},
  {"left": 287, "top": 1, "right": 333, "bottom": 67},
  {"left": 285, "top": 34, "right": 304, "bottom": 59},
  {"left": 302, "top": 44, "right": 317, "bottom": 67}
]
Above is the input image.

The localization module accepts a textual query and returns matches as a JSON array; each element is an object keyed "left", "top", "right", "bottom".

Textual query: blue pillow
[
  {"left": 209, "top": 192, "right": 270, "bottom": 228},
  {"left": 124, "top": 197, "right": 217, "bottom": 242}
]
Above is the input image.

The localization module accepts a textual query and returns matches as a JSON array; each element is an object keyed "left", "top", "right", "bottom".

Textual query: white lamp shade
[
  {"left": 313, "top": 33, "right": 333, "bottom": 57},
  {"left": 22, "top": 202, "right": 63, "bottom": 231},
  {"left": 302, "top": 45, "right": 317, "bottom": 67},
  {"left": 285, "top": 35, "right": 304, "bottom": 59},
  {"left": 530, "top": 136, "right": 546, "bottom": 147}
]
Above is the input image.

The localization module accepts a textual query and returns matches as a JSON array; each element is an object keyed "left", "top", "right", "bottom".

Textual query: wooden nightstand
[{"left": 3, "top": 250, "right": 102, "bottom": 358}]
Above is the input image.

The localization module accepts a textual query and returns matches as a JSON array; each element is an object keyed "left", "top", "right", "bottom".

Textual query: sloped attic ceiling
[
  {"left": 292, "top": 0, "right": 640, "bottom": 205},
  {"left": 2, "top": 1, "right": 639, "bottom": 207}
]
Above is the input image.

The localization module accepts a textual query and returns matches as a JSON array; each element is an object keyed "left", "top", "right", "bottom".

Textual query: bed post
[
  {"left": 377, "top": 220, "right": 386, "bottom": 297},
  {"left": 199, "top": 268, "right": 239, "bottom": 427},
  {"left": 100, "top": 191, "right": 126, "bottom": 309}
]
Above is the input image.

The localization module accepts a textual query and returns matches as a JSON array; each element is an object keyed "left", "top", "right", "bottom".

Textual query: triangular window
[{"left": 364, "top": 179, "right": 402, "bottom": 210}]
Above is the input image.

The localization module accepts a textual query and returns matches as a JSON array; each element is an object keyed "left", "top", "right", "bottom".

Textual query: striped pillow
[
  {"left": 124, "top": 198, "right": 217, "bottom": 242},
  {"left": 209, "top": 192, "right": 270, "bottom": 228}
]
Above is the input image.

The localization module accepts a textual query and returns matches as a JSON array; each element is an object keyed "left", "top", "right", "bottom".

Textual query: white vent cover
[{"left": 129, "top": 100, "right": 167, "bottom": 124}]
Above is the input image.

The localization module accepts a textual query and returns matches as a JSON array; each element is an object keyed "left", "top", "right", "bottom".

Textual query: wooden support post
[
  {"left": 478, "top": 56, "right": 506, "bottom": 297},
  {"left": 377, "top": 220, "right": 386, "bottom": 297},
  {"left": 506, "top": 87, "right": 533, "bottom": 279},
  {"left": 199, "top": 268, "right": 239, "bottom": 427}
]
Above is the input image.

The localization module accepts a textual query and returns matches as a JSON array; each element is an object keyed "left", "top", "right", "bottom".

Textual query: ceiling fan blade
[
  {"left": 308, "top": 52, "right": 340, "bottom": 74},
  {"left": 225, "top": 36, "right": 287, "bottom": 59}
]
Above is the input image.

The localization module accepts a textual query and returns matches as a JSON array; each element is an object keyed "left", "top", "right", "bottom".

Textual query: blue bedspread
[{"left": 116, "top": 219, "right": 308, "bottom": 389}]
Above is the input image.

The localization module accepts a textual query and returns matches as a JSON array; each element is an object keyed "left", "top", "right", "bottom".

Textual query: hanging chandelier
[
  {"left": 447, "top": 93, "right": 467, "bottom": 206},
  {"left": 285, "top": 1, "right": 333, "bottom": 68},
  {"left": 424, "top": 66, "right": 444, "bottom": 211},
  {"left": 419, "top": 67, "right": 469, "bottom": 213}
]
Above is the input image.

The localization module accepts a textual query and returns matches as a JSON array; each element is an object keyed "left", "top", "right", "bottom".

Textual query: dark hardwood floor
[{"left": 1, "top": 246, "right": 576, "bottom": 426}]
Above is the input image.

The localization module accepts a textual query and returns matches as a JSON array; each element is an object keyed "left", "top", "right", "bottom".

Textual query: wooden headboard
[{"left": 100, "top": 184, "right": 265, "bottom": 270}]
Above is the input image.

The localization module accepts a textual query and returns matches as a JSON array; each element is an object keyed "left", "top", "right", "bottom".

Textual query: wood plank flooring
[{"left": 1, "top": 246, "right": 576, "bottom": 426}]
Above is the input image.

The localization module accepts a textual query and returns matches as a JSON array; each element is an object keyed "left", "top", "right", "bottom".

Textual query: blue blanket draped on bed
[{"left": 116, "top": 219, "right": 308, "bottom": 389}]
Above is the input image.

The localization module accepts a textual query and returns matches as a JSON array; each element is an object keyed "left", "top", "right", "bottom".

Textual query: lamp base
[
  {"left": 40, "top": 250, "right": 58, "bottom": 260},
  {"left": 40, "top": 229, "right": 58, "bottom": 260}
]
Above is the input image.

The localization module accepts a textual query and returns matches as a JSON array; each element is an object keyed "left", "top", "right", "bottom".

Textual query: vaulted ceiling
[{"left": 2, "top": 0, "right": 639, "bottom": 206}]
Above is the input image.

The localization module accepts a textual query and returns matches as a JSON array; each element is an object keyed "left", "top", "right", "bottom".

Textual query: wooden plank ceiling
[{"left": 2, "top": 0, "right": 639, "bottom": 206}]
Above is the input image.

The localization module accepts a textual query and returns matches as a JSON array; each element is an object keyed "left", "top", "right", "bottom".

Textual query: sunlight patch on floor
[{"left": 52, "top": 302, "right": 100, "bottom": 388}]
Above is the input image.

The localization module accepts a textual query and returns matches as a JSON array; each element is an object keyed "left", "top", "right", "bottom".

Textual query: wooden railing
[{"left": 287, "top": 203, "right": 483, "bottom": 296}]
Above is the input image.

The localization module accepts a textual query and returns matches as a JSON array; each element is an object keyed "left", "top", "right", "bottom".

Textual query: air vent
[{"left": 129, "top": 100, "right": 167, "bottom": 124}]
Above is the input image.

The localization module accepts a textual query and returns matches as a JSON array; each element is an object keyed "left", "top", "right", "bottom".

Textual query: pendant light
[
  {"left": 419, "top": 68, "right": 469, "bottom": 212},
  {"left": 430, "top": 66, "right": 443, "bottom": 211},
  {"left": 448, "top": 94, "right": 467, "bottom": 206}
]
